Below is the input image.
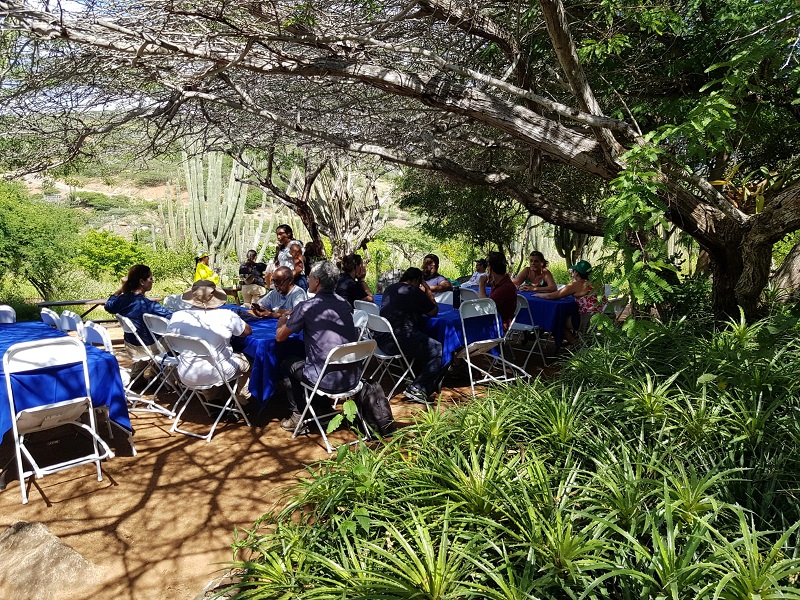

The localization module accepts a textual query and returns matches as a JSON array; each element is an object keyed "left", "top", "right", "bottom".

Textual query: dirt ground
[{"left": 0, "top": 326, "right": 557, "bottom": 600}]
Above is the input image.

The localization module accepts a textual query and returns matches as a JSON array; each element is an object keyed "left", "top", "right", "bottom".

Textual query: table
[
  {"left": 224, "top": 306, "right": 304, "bottom": 402},
  {"left": 0, "top": 322, "right": 132, "bottom": 439},
  {"left": 36, "top": 299, "right": 110, "bottom": 320},
  {"left": 514, "top": 292, "right": 578, "bottom": 347}
]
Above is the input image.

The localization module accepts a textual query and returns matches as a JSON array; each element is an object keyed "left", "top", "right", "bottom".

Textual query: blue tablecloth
[
  {"left": 0, "top": 322, "right": 131, "bottom": 439},
  {"left": 515, "top": 292, "right": 578, "bottom": 347},
  {"left": 225, "top": 306, "right": 304, "bottom": 403}
]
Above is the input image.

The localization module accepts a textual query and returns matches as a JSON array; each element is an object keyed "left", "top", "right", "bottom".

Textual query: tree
[
  {"left": 0, "top": 181, "right": 79, "bottom": 299},
  {"left": 75, "top": 230, "right": 143, "bottom": 279},
  {"left": 1, "top": 0, "right": 799, "bottom": 317}
]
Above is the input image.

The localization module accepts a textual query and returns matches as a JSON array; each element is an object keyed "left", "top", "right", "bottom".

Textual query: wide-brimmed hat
[
  {"left": 196, "top": 250, "right": 209, "bottom": 259},
  {"left": 182, "top": 280, "right": 227, "bottom": 309},
  {"left": 569, "top": 260, "right": 592, "bottom": 275}
]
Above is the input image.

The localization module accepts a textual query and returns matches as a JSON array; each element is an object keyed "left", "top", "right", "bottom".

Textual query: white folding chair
[
  {"left": 0, "top": 304, "right": 17, "bottom": 323},
  {"left": 60, "top": 310, "right": 83, "bottom": 334},
  {"left": 142, "top": 313, "right": 184, "bottom": 401},
  {"left": 454, "top": 298, "right": 529, "bottom": 397},
  {"left": 435, "top": 291, "right": 453, "bottom": 304},
  {"left": 162, "top": 293, "right": 193, "bottom": 311},
  {"left": 115, "top": 315, "right": 176, "bottom": 417},
  {"left": 353, "top": 309, "right": 370, "bottom": 341},
  {"left": 366, "top": 313, "right": 416, "bottom": 399},
  {"left": 3, "top": 337, "right": 114, "bottom": 504},
  {"left": 603, "top": 285, "right": 628, "bottom": 323},
  {"left": 40, "top": 307, "right": 61, "bottom": 329},
  {"left": 354, "top": 300, "right": 379, "bottom": 316},
  {"left": 295, "top": 339, "right": 377, "bottom": 454},
  {"left": 505, "top": 295, "right": 548, "bottom": 370},
  {"left": 81, "top": 320, "right": 114, "bottom": 353},
  {"left": 459, "top": 287, "right": 479, "bottom": 302},
  {"left": 160, "top": 333, "right": 251, "bottom": 442}
]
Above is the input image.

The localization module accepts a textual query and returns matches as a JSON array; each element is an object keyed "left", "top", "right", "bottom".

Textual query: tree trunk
[{"left": 772, "top": 242, "right": 800, "bottom": 296}]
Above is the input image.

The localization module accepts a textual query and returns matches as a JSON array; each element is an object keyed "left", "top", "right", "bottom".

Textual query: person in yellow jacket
[{"left": 194, "top": 251, "right": 221, "bottom": 286}]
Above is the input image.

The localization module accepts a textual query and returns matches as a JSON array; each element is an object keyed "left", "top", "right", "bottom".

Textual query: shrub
[{"left": 74, "top": 230, "right": 144, "bottom": 279}]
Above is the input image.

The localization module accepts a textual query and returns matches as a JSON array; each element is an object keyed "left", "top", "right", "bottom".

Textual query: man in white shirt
[
  {"left": 252, "top": 266, "right": 307, "bottom": 319},
  {"left": 167, "top": 280, "right": 253, "bottom": 401},
  {"left": 462, "top": 258, "right": 488, "bottom": 288}
]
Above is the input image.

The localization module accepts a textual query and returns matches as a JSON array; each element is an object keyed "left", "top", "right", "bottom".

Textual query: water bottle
[{"left": 452, "top": 283, "right": 461, "bottom": 309}]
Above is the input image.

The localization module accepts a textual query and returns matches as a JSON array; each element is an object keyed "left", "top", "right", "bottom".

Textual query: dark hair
[
  {"left": 487, "top": 252, "right": 508, "bottom": 275},
  {"left": 423, "top": 253, "right": 440, "bottom": 266},
  {"left": 400, "top": 267, "right": 424, "bottom": 283},
  {"left": 475, "top": 258, "right": 487, "bottom": 267},
  {"left": 123, "top": 264, "right": 152, "bottom": 294},
  {"left": 529, "top": 251, "right": 548, "bottom": 267},
  {"left": 246, "top": 249, "right": 257, "bottom": 260},
  {"left": 276, "top": 224, "right": 293, "bottom": 237},
  {"left": 340, "top": 253, "right": 364, "bottom": 274},
  {"left": 574, "top": 270, "right": 590, "bottom": 280}
]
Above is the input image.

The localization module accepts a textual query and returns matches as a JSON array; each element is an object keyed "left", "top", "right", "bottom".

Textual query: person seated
[
  {"left": 462, "top": 258, "right": 488, "bottom": 288},
  {"left": 167, "top": 280, "right": 252, "bottom": 401},
  {"left": 336, "top": 253, "right": 374, "bottom": 306},
  {"left": 275, "top": 261, "right": 359, "bottom": 432},
  {"left": 105, "top": 264, "right": 173, "bottom": 384},
  {"left": 422, "top": 253, "right": 453, "bottom": 294},
  {"left": 513, "top": 251, "right": 557, "bottom": 292},
  {"left": 534, "top": 260, "right": 601, "bottom": 344},
  {"left": 477, "top": 252, "right": 517, "bottom": 331},
  {"left": 194, "top": 251, "right": 221, "bottom": 286},
  {"left": 239, "top": 249, "right": 268, "bottom": 308},
  {"left": 379, "top": 267, "right": 444, "bottom": 404},
  {"left": 251, "top": 266, "right": 308, "bottom": 319}
]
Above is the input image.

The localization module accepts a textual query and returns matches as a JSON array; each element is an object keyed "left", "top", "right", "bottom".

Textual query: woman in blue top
[{"left": 105, "top": 264, "right": 173, "bottom": 381}]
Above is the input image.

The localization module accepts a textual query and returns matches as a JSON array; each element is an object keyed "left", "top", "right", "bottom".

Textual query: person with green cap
[
  {"left": 534, "top": 259, "right": 601, "bottom": 344},
  {"left": 194, "top": 251, "right": 221, "bottom": 286}
]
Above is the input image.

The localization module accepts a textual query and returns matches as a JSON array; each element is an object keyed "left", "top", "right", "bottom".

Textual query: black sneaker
[
  {"left": 280, "top": 413, "right": 309, "bottom": 434},
  {"left": 403, "top": 385, "right": 430, "bottom": 405}
]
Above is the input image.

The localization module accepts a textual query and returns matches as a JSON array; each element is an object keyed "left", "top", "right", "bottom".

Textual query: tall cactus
[
  {"left": 553, "top": 225, "right": 590, "bottom": 268},
  {"left": 183, "top": 149, "right": 249, "bottom": 267}
]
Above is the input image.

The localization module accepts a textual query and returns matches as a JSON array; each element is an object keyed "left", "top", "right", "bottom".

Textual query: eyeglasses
[{"left": 272, "top": 278, "right": 287, "bottom": 285}]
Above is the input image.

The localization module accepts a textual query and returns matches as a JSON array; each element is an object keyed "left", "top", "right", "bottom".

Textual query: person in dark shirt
[
  {"left": 478, "top": 252, "right": 517, "bottom": 331},
  {"left": 379, "top": 267, "right": 443, "bottom": 404},
  {"left": 105, "top": 264, "right": 173, "bottom": 381},
  {"left": 239, "top": 249, "right": 268, "bottom": 307},
  {"left": 336, "top": 253, "right": 374, "bottom": 306}
]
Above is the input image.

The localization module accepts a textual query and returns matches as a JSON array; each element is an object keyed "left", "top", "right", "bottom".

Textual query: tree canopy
[{"left": 0, "top": 0, "right": 798, "bottom": 316}]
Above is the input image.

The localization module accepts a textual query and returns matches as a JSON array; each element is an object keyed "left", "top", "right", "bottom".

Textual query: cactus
[{"left": 553, "top": 225, "right": 590, "bottom": 268}]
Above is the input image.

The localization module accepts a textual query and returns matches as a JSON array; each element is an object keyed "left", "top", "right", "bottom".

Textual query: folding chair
[
  {"left": 366, "top": 313, "right": 416, "bottom": 399},
  {"left": 505, "top": 295, "right": 548, "bottom": 370},
  {"left": 40, "top": 307, "right": 61, "bottom": 329},
  {"left": 454, "top": 298, "right": 529, "bottom": 397},
  {"left": 0, "top": 304, "right": 17, "bottom": 323},
  {"left": 459, "top": 287, "right": 479, "bottom": 302},
  {"left": 81, "top": 320, "right": 114, "bottom": 353},
  {"left": 3, "top": 337, "right": 114, "bottom": 504},
  {"left": 160, "top": 333, "right": 251, "bottom": 442},
  {"left": 294, "top": 339, "right": 377, "bottom": 454},
  {"left": 60, "top": 310, "right": 83, "bottom": 334},
  {"left": 354, "top": 299, "right": 379, "bottom": 316},
  {"left": 115, "top": 315, "right": 175, "bottom": 417},
  {"left": 142, "top": 313, "right": 183, "bottom": 399},
  {"left": 435, "top": 291, "right": 453, "bottom": 304},
  {"left": 603, "top": 285, "right": 628, "bottom": 324},
  {"left": 353, "top": 309, "right": 370, "bottom": 341}
]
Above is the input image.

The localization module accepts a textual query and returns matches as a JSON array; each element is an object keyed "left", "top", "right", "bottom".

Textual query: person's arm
[
  {"left": 428, "top": 276, "right": 452, "bottom": 293},
  {"left": 275, "top": 313, "right": 292, "bottom": 342},
  {"left": 536, "top": 281, "right": 579, "bottom": 300},
  {"left": 421, "top": 281, "right": 438, "bottom": 316},
  {"left": 235, "top": 323, "right": 253, "bottom": 338},
  {"left": 289, "top": 243, "right": 304, "bottom": 279},
  {"left": 359, "top": 280, "right": 374, "bottom": 303},
  {"left": 477, "top": 273, "right": 490, "bottom": 299},
  {"left": 512, "top": 267, "right": 529, "bottom": 288}
]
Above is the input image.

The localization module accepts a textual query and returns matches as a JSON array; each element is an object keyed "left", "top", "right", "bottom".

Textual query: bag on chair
[{"left": 355, "top": 379, "right": 396, "bottom": 438}]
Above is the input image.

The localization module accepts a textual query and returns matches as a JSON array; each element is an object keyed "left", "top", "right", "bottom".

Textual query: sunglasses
[{"left": 273, "top": 278, "right": 288, "bottom": 285}]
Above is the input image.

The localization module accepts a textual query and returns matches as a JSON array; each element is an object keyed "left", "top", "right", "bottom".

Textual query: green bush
[
  {"left": 74, "top": 230, "right": 144, "bottom": 279},
  {"left": 224, "top": 312, "right": 800, "bottom": 599},
  {"left": 70, "top": 191, "right": 133, "bottom": 212}
]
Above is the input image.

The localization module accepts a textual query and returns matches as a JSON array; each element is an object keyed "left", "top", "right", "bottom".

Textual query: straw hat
[{"left": 182, "top": 280, "right": 227, "bottom": 309}]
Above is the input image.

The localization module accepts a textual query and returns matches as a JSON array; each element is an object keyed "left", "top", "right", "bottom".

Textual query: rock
[{"left": 0, "top": 521, "right": 99, "bottom": 600}]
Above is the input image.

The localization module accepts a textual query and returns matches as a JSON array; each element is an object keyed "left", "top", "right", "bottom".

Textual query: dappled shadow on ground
[{"left": 0, "top": 337, "right": 560, "bottom": 600}]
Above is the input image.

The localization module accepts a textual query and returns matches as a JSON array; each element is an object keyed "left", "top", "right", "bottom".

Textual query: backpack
[{"left": 355, "top": 379, "right": 397, "bottom": 438}]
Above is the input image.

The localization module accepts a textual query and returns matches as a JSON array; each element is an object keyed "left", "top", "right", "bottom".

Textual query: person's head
[
  {"left": 309, "top": 260, "right": 340, "bottom": 293},
  {"left": 123, "top": 264, "right": 153, "bottom": 294},
  {"left": 272, "top": 266, "right": 294, "bottom": 294},
  {"left": 400, "top": 267, "right": 425, "bottom": 285},
  {"left": 182, "top": 279, "right": 227, "bottom": 309},
  {"left": 487, "top": 252, "right": 508, "bottom": 277},
  {"left": 341, "top": 253, "right": 364, "bottom": 276},
  {"left": 276, "top": 224, "right": 294, "bottom": 246},
  {"left": 474, "top": 258, "right": 487, "bottom": 273},
  {"left": 422, "top": 254, "right": 439, "bottom": 277},
  {"left": 246, "top": 249, "right": 257, "bottom": 262},
  {"left": 305, "top": 240, "right": 323, "bottom": 256},
  {"left": 529, "top": 251, "right": 548, "bottom": 270},
  {"left": 569, "top": 260, "right": 592, "bottom": 280},
  {"left": 196, "top": 250, "right": 209, "bottom": 265}
]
